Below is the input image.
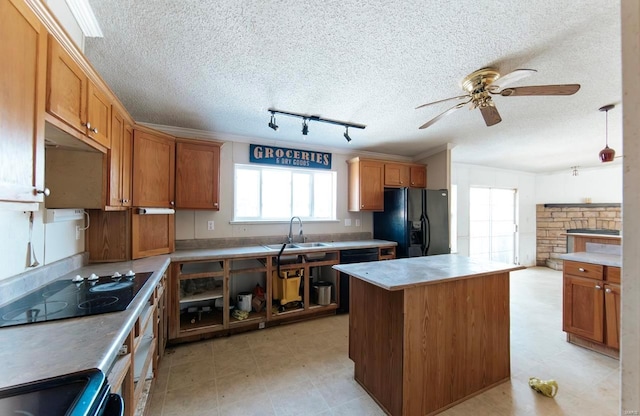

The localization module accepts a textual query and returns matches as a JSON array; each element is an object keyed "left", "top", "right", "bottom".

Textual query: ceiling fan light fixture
[{"left": 598, "top": 104, "right": 615, "bottom": 163}]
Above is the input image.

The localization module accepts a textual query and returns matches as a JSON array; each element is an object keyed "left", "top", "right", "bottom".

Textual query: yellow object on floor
[{"left": 529, "top": 377, "right": 558, "bottom": 398}]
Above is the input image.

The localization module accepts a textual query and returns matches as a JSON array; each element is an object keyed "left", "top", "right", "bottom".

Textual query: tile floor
[{"left": 144, "top": 267, "right": 620, "bottom": 415}]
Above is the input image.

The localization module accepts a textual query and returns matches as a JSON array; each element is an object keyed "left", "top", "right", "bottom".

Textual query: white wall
[
  {"left": 0, "top": 207, "right": 85, "bottom": 281},
  {"left": 452, "top": 163, "right": 537, "bottom": 266},
  {"left": 417, "top": 147, "right": 451, "bottom": 190},
  {"left": 535, "top": 164, "right": 622, "bottom": 204},
  {"left": 175, "top": 141, "right": 373, "bottom": 240},
  {"left": 621, "top": 0, "right": 640, "bottom": 411}
]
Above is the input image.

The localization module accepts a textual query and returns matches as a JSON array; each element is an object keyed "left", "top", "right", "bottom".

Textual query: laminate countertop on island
[{"left": 334, "top": 254, "right": 524, "bottom": 416}]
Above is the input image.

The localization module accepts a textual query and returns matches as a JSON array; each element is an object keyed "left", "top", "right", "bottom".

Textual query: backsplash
[
  {"left": 0, "top": 253, "right": 87, "bottom": 307},
  {"left": 175, "top": 232, "right": 372, "bottom": 250}
]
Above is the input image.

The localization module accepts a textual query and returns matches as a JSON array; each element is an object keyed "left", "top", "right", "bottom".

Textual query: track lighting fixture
[
  {"left": 344, "top": 126, "right": 351, "bottom": 143},
  {"left": 267, "top": 108, "right": 366, "bottom": 141},
  {"left": 598, "top": 104, "right": 615, "bottom": 163},
  {"left": 571, "top": 166, "right": 579, "bottom": 177},
  {"left": 268, "top": 113, "right": 278, "bottom": 131}
]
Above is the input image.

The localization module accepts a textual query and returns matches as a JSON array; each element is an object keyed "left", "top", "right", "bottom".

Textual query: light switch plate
[
  {"left": 345, "top": 219, "right": 352, "bottom": 227},
  {"left": 207, "top": 220, "right": 215, "bottom": 231},
  {"left": 355, "top": 219, "right": 361, "bottom": 227}
]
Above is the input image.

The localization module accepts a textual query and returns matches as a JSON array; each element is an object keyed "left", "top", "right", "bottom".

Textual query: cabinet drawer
[
  {"left": 564, "top": 261, "right": 603, "bottom": 280},
  {"left": 606, "top": 266, "right": 621, "bottom": 284}
]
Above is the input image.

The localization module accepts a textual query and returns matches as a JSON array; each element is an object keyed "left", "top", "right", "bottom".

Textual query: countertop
[
  {"left": 334, "top": 254, "right": 525, "bottom": 291},
  {"left": 0, "top": 239, "right": 395, "bottom": 389},
  {"left": 559, "top": 252, "right": 622, "bottom": 267},
  {"left": 171, "top": 239, "right": 396, "bottom": 262},
  {"left": 0, "top": 255, "right": 170, "bottom": 389}
]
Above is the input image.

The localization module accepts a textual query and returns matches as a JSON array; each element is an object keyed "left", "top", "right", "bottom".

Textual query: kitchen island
[{"left": 334, "top": 254, "right": 524, "bottom": 416}]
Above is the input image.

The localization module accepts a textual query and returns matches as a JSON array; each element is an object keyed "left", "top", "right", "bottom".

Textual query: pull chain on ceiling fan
[{"left": 416, "top": 68, "right": 581, "bottom": 129}]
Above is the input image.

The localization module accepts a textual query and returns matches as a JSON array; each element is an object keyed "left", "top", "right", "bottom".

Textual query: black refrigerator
[{"left": 373, "top": 188, "right": 450, "bottom": 258}]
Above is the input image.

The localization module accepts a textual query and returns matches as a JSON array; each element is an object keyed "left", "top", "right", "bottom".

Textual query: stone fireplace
[{"left": 536, "top": 203, "right": 621, "bottom": 267}]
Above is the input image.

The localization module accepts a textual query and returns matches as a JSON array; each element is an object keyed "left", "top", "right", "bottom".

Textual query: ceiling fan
[{"left": 415, "top": 68, "right": 580, "bottom": 129}]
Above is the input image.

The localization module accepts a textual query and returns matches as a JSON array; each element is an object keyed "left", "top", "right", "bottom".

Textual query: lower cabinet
[
  {"left": 168, "top": 252, "right": 342, "bottom": 343},
  {"left": 108, "top": 272, "right": 166, "bottom": 416},
  {"left": 562, "top": 260, "right": 621, "bottom": 355}
]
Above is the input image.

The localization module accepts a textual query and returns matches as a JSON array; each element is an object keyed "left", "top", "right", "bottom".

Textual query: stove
[{"left": 0, "top": 271, "right": 153, "bottom": 329}]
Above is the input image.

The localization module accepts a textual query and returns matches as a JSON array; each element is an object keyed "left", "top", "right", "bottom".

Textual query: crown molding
[{"left": 137, "top": 122, "right": 413, "bottom": 160}]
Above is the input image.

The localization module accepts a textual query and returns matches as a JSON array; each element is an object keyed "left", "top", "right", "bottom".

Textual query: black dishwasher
[{"left": 337, "top": 248, "right": 379, "bottom": 313}]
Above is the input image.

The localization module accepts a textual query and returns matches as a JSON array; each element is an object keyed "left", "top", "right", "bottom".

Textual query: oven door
[
  {"left": 100, "top": 393, "right": 124, "bottom": 416},
  {"left": 0, "top": 368, "right": 118, "bottom": 416}
]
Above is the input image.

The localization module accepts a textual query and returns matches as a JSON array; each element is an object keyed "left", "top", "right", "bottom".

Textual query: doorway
[{"left": 469, "top": 187, "right": 517, "bottom": 264}]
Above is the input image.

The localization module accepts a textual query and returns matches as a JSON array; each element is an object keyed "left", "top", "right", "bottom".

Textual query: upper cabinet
[
  {"left": 133, "top": 127, "right": 175, "bottom": 208},
  {"left": 107, "top": 108, "right": 133, "bottom": 208},
  {"left": 175, "top": 139, "right": 221, "bottom": 210},
  {"left": 46, "top": 35, "right": 111, "bottom": 150},
  {"left": 0, "top": 0, "right": 47, "bottom": 203},
  {"left": 348, "top": 158, "right": 384, "bottom": 212},
  {"left": 384, "top": 163, "right": 427, "bottom": 188},
  {"left": 349, "top": 157, "right": 428, "bottom": 211}
]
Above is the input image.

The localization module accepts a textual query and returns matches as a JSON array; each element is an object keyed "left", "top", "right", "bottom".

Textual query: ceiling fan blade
[
  {"left": 499, "top": 84, "right": 581, "bottom": 96},
  {"left": 415, "top": 94, "right": 470, "bottom": 110},
  {"left": 479, "top": 105, "right": 502, "bottom": 127},
  {"left": 418, "top": 101, "right": 469, "bottom": 129},
  {"left": 489, "top": 69, "right": 537, "bottom": 90}
]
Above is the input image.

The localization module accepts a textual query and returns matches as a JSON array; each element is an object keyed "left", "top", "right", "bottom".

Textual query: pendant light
[{"left": 598, "top": 104, "right": 615, "bottom": 163}]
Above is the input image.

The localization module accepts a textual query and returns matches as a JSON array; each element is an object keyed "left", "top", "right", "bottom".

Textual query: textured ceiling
[{"left": 85, "top": 0, "right": 621, "bottom": 173}]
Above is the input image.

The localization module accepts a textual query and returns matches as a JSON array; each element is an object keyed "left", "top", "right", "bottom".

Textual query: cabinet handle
[
  {"left": 36, "top": 188, "right": 50, "bottom": 196},
  {"left": 213, "top": 202, "right": 218, "bottom": 207},
  {"left": 91, "top": 127, "right": 98, "bottom": 134},
  {"left": 605, "top": 288, "right": 612, "bottom": 294},
  {"left": 170, "top": 201, "right": 175, "bottom": 206},
  {"left": 578, "top": 268, "right": 586, "bottom": 272},
  {"left": 361, "top": 204, "right": 365, "bottom": 208},
  {"left": 595, "top": 285, "right": 602, "bottom": 290}
]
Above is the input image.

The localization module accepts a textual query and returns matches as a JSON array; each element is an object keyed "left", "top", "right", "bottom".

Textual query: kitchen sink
[
  {"left": 263, "top": 243, "right": 298, "bottom": 250},
  {"left": 294, "top": 242, "right": 332, "bottom": 248}
]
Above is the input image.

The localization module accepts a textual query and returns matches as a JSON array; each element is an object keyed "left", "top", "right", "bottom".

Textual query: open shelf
[
  {"left": 179, "top": 309, "right": 223, "bottom": 331},
  {"left": 179, "top": 288, "right": 223, "bottom": 304},
  {"left": 229, "top": 310, "right": 266, "bottom": 326}
]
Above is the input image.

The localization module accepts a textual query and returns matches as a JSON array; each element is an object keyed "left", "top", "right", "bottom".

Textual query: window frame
[{"left": 232, "top": 164, "right": 338, "bottom": 223}]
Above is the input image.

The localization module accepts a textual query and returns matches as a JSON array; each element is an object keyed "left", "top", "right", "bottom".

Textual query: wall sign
[{"left": 250, "top": 144, "right": 332, "bottom": 169}]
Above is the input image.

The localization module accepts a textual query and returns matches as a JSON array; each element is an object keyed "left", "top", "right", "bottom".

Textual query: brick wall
[{"left": 536, "top": 204, "right": 621, "bottom": 266}]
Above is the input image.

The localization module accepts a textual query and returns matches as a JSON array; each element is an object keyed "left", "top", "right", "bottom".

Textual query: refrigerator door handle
[{"left": 421, "top": 214, "right": 430, "bottom": 256}]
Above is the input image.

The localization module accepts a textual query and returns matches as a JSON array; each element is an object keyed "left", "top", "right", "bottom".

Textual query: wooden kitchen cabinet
[
  {"left": 132, "top": 126, "right": 175, "bottom": 208},
  {"left": 47, "top": 35, "right": 111, "bottom": 150},
  {"left": 175, "top": 139, "right": 221, "bottom": 209},
  {"left": 107, "top": 108, "right": 133, "bottom": 209},
  {"left": 347, "top": 158, "right": 384, "bottom": 211},
  {"left": 384, "top": 163, "right": 427, "bottom": 188},
  {"left": 563, "top": 261, "right": 621, "bottom": 356},
  {"left": 0, "top": 0, "right": 47, "bottom": 203},
  {"left": 410, "top": 164, "right": 427, "bottom": 187}
]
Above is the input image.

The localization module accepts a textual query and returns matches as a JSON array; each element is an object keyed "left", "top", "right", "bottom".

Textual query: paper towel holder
[{"left": 137, "top": 208, "right": 176, "bottom": 215}]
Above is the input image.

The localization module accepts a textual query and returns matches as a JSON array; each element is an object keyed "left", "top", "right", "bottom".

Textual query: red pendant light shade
[{"left": 599, "top": 104, "right": 615, "bottom": 163}]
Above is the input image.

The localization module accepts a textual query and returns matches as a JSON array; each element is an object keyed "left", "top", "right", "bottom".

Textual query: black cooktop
[{"left": 0, "top": 272, "right": 153, "bottom": 329}]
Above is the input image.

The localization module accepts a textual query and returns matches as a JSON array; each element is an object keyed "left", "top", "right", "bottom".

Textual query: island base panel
[{"left": 350, "top": 276, "right": 404, "bottom": 416}]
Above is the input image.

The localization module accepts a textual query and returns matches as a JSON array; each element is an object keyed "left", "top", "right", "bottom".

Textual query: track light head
[
  {"left": 268, "top": 114, "right": 278, "bottom": 131},
  {"left": 302, "top": 119, "right": 309, "bottom": 135},
  {"left": 344, "top": 126, "right": 351, "bottom": 143}
]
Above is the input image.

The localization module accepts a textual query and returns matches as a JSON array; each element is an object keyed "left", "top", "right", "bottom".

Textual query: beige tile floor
[{"left": 145, "top": 267, "right": 620, "bottom": 415}]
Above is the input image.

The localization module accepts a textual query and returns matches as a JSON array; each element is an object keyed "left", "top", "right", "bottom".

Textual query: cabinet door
[
  {"left": 108, "top": 109, "right": 124, "bottom": 207},
  {"left": 563, "top": 275, "right": 604, "bottom": 342},
  {"left": 47, "top": 36, "right": 87, "bottom": 134},
  {"left": 384, "top": 163, "right": 410, "bottom": 187},
  {"left": 0, "top": 0, "right": 46, "bottom": 202},
  {"left": 132, "top": 129, "right": 175, "bottom": 207},
  {"left": 175, "top": 141, "right": 220, "bottom": 209},
  {"left": 604, "top": 283, "right": 620, "bottom": 349},
  {"left": 360, "top": 160, "right": 384, "bottom": 211},
  {"left": 86, "top": 81, "right": 111, "bottom": 148},
  {"left": 121, "top": 124, "right": 133, "bottom": 207},
  {"left": 410, "top": 165, "right": 427, "bottom": 188}
]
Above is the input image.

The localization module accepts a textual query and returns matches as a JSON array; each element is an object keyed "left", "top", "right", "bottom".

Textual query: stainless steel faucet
[{"left": 288, "top": 216, "right": 304, "bottom": 244}]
